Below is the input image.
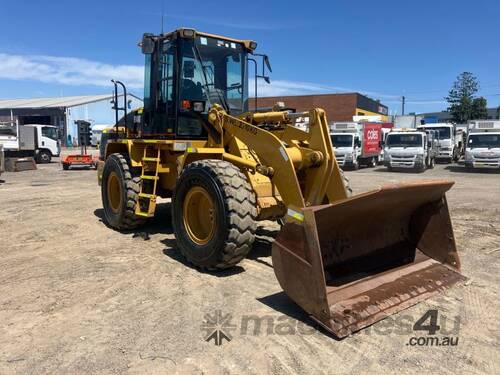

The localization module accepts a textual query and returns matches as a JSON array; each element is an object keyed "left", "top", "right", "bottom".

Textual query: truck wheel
[
  {"left": 352, "top": 160, "right": 359, "bottom": 170},
  {"left": 429, "top": 157, "right": 435, "bottom": 169},
  {"left": 36, "top": 150, "right": 51, "bottom": 164},
  {"left": 62, "top": 164, "right": 70, "bottom": 170},
  {"left": 368, "top": 157, "right": 376, "bottom": 168},
  {"left": 172, "top": 160, "right": 257, "bottom": 270},
  {"left": 101, "top": 153, "right": 146, "bottom": 230},
  {"left": 339, "top": 169, "right": 353, "bottom": 197}
]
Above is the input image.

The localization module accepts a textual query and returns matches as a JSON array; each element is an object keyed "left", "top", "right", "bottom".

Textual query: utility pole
[{"left": 401, "top": 96, "right": 406, "bottom": 115}]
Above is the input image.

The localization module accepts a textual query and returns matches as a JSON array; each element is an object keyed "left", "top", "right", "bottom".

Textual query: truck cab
[
  {"left": 465, "top": 121, "right": 500, "bottom": 170},
  {"left": 417, "top": 123, "right": 455, "bottom": 162},
  {"left": 384, "top": 129, "right": 437, "bottom": 171},
  {"left": 24, "top": 124, "right": 61, "bottom": 163},
  {"left": 0, "top": 123, "right": 60, "bottom": 163},
  {"left": 330, "top": 122, "right": 382, "bottom": 170}
]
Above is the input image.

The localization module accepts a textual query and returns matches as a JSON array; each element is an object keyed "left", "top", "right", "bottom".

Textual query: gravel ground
[{"left": 0, "top": 156, "right": 499, "bottom": 374}]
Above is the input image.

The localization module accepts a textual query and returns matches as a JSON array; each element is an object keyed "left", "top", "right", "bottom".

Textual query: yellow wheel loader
[{"left": 99, "top": 28, "right": 465, "bottom": 338}]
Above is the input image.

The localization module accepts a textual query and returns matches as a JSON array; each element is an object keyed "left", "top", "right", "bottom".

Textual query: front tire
[
  {"left": 429, "top": 157, "right": 435, "bottom": 169},
  {"left": 36, "top": 150, "right": 52, "bottom": 164},
  {"left": 101, "top": 153, "right": 145, "bottom": 230},
  {"left": 172, "top": 160, "right": 257, "bottom": 270}
]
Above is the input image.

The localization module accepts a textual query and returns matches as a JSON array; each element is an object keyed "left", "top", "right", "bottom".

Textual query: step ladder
[{"left": 135, "top": 147, "right": 161, "bottom": 217}]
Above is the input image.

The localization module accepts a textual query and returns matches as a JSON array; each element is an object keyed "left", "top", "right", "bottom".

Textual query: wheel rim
[
  {"left": 41, "top": 153, "right": 49, "bottom": 162},
  {"left": 107, "top": 171, "right": 123, "bottom": 213},
  {"left": 183, "top": 186, "right": 216, "bottom": 245}
]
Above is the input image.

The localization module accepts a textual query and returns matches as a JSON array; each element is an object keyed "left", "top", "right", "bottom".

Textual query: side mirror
[
  {"left": 263, "top": 55, "right": 273, "bottom": 73},
  {"left": 141, "top": 34, "right": 155, "bottom": 54}
]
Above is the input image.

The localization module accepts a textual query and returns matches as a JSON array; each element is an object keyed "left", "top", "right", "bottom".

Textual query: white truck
[
  {"left": 0, "top": 123, "right": 60, "bottom": 163},
  {"left": 416, "top": 123, "right": 457, "bottom": 163},
  {"left": 330, "top": 122, "right": 383, "bottom": 170},
  {"left": 383, "top": 129, "right": 438, "bottom": 172},
  {"left": 464, "top": 120, "right": 500, "bottom": 170}
]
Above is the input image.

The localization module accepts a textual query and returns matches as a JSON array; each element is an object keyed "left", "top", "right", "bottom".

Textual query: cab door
[
  {"left": 143, "top": 39, "right": 177, "bottom": 136},
  {"left": 41, "top": 126, "right": 60, "bottom": 156}
]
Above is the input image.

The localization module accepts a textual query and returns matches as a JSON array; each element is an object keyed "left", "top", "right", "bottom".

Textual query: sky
[{"left": 0, "top": 0, "right": 499, "bottom": 115}]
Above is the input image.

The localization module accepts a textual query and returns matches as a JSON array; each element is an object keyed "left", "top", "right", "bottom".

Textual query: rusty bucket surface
[{"left": 272, "top": 180, "right": 466, "bottom": 338}]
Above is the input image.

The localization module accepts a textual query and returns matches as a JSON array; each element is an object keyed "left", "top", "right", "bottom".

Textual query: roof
[{"left": 0, "top": 94, "right": 142, "bottom": 110}]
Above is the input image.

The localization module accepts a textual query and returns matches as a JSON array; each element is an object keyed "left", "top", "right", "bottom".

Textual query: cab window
[{"left": 42, "top": 126, "right": 58, "bottom": 140}]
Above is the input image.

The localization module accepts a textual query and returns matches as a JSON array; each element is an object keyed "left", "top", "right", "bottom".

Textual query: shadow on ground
[
  {"left": 257, "top": 292, "right": 340, "bottom": 341},
  {"left": 161, "top": 239, "right": 245, "bottom": 277},
  {"left": 445, "top": 165, "right": 500, "bottom": 174},
  {"left": 93, "top": 202, "right": 173, "bottom": 236},
  {"left": 371, "top": 167, "right": 426, "bottom": 174},
  {"left": 160, "top": 224, "right": 279, "bottom": 276}
]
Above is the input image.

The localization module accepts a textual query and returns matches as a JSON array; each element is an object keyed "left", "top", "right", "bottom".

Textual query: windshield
[
  {"left": 468, "top": 134, "right": 500, "bottom": 148},
  {"left": 331, "top": 134, "right": 353, "bottom": 148},
  {"left": 386, "top": 134, "right": 422, "bottom": 147},
  {"left": 421, "top": 127, "right": 451, "bottom": 139},
  {"left": 42, "top": 126, "right": 58, "bottom": 141},
  {"left": 180, "top": 36, "right": 247, "bottom": 115}
]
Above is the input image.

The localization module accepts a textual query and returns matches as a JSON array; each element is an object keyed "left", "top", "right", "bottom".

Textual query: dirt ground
[{"left": 0, "top": 155, "right": 499, "bottom": 374}]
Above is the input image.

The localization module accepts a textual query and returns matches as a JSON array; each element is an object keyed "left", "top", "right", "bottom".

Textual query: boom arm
[{"left": 208, "top": 105, "right": 348, "bottom": 217}]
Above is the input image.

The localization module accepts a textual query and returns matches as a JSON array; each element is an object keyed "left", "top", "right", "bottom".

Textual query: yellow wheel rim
[
  {"left": 183, "top": 186, "right": 216, "bottom": 245},
  {"left": 107, "top": 171, "right": 123, "bottom": 213}
]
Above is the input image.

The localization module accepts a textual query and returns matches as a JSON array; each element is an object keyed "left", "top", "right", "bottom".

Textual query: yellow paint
[{"left": 354, "top": 108, "right": 389, "bottom": 122}]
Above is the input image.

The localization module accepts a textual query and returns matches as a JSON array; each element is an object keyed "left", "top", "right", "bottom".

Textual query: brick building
[{"left": 250, "top": 93, "right": 389, "bottom": 122}]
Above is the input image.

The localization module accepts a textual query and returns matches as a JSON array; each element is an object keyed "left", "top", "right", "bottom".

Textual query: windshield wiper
[{"left": 192, "top": 43, "right": 230, "bottom": 113}]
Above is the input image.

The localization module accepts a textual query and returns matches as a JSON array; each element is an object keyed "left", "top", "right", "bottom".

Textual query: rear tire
[
  {"left": 62, "top": 164, "right": 69, "bottom": 170},
  {"left": 101, "top": 153, "right": 146, "bottom": 230},
  {"left": 172, "top": 160, "right": 257, "bottom": 270}
]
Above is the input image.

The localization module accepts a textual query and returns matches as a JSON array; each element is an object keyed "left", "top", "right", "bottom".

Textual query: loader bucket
[{"left": 272, "top": 180, "right": 466, "bottom": 338}]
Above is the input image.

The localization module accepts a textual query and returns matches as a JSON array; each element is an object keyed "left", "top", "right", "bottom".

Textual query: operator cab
[{"left": 138, "top": 28, "right": 256, "bottom": 139}]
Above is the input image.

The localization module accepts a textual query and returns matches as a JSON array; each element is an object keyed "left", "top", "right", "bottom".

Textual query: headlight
[
  {"left": 415, "top": 155, "right": 424, "bottom": 161},
  {"left": 345, "top": 153, "right": 353, "bottom": 160},
  {"left": 465, "top": 151, "right": 473, "bottom": 160}
]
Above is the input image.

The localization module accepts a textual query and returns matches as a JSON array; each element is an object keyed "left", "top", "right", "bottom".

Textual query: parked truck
[
  {"left": 330, "top": 122, "right": 382, "bottom": 169},
  {"left": 464, "top": 120, "right": 500, "bottom": 170},
  {"left": 0, "top": 123, "right": 60, "bottom": 163},
  {"left": 383, "top": 129, "right": 438, "bottom": 172},
  {"left": 417, "top": 123, "right": 457, "bottom": 163}
]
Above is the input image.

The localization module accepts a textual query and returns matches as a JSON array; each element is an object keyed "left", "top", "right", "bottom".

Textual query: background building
[
  {"left": 249, "top": 93, "right": 389, "bottom": 122},
  {"left": 0, "top": 94, "right": 142, "bottom": 146}
]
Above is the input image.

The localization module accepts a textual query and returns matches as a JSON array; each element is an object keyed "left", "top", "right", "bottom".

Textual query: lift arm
[{"left": 207, "top": 105, "right": 348, "bottom": 217}]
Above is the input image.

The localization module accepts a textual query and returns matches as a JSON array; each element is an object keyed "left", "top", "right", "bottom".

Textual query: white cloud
[
  {"left": 255, "top": 79, "right": 401, "bottom": 100},
  {"left": 0, "top": 53, "right": 144, "bottom": 89},
  {"left": 0, "top": 52, "right": 404, "bottom": 104}
]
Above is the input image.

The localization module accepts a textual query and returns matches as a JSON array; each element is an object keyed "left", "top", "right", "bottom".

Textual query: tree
[
  {"left": 445, "top": 72, "right": 487, "bottom": 123},
  {"left": 471, "top": 97, "right": 488, "bottom": 119}
]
